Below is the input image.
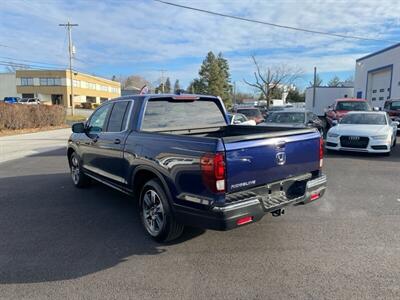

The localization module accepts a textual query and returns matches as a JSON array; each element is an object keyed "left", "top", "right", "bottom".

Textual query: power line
[
  {"left": 0, "top": 56, "right": 67, "bottom": 68},
  {"left": 154, "top": 0, "right": 399, "bottom": 43}
]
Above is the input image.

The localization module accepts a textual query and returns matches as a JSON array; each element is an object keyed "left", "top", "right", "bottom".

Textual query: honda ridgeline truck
[{"left": 67, "top": 94, "right": 327, "bottom": 242}]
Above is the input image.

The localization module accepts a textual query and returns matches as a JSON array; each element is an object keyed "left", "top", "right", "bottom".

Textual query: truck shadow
[{"left": 0, "top": 173, "right": 204, "bottom": 284}]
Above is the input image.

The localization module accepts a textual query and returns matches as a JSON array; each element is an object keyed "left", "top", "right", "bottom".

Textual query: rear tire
[
  {"left": 69, "top": 152, "right": 90, "bottom": 188},
  {"left": 139, "top": 179, "right": 184, "bottom": 242}
]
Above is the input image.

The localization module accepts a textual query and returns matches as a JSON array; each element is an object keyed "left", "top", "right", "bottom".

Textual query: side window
[
  {"left": 236, "top": 114, "right": 245, "bottom": 122},
  {"left": 87, "top": 104, "right": 111, "bottom": 133},
  {"left": 106, "top": 101, "right": 131, "bottom": 132}
]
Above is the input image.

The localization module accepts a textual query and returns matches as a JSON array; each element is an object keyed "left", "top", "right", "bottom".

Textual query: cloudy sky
[{"left": 1, "top": 0, "right": 400, "bottom": 92}]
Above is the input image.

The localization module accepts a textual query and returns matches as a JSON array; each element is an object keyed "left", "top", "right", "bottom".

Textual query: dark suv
[{"left": 384, "top": 100, "right": 400, "bottom": 127}]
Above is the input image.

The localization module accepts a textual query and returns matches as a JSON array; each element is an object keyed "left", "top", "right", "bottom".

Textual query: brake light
[
  {"left": 236, "top": 216, "right": 253, "bottom": 226},
  {"left": 310, "top": 193, "right": 320, "bottom": 201},
  {"left": 201, "top": 152, "right": 226, "bottom": 193},
  {"left": 319, "top": 137, "right": 324, "bottom": 168}
]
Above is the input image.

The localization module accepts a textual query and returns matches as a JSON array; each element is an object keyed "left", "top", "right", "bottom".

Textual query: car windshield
[
  {"left": 269, "top": 106, "right": 285, "bottom": 112},
  {"left": 336, "top": 101, "right": 370, "bottom": 111},
  {"left": 236, "top": 109, "right": 261, "bottom": 117},
  {"left": 266, "top": 112, "right": 305, "bottom": 124},
  {"left": 340, "top": 113, "right": 387, "bottom": 125},
  {"left": 390, "top": 101, "right": 400, "bottom": 110}
]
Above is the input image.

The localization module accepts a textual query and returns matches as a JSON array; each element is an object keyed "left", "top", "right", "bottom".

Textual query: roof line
[{"left": 356, "top": 42, "right": 400, "bottom": 62}]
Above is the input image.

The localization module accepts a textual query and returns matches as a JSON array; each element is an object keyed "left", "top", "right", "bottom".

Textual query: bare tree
[{"left": 244, "top": 56, "right": 303, "bottom": 108}]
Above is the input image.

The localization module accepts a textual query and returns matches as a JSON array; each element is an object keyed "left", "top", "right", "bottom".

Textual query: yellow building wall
[{"left": 16, "top": 70, "right": 121, "bottom": 107}]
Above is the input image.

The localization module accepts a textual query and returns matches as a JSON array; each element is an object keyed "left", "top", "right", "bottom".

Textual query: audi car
[{"left": 326, "top": 112, "right": 398, "bottom": 155}]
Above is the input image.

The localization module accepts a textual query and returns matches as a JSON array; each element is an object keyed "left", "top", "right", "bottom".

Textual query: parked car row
[{"left": 2, "top": 97, "right": 41, "bottom": 105}]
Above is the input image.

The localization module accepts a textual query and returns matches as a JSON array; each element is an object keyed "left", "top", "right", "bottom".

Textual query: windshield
[
  {"left": 336, "top": 101, "right": 370, "bottom": 111},
  {"left": 340, "top": 113, "right": 387, "bottom": 125},
  {"left": 269, "top": 106, "right": 285, "bottom": 112},
  {"left": 266, "top": 112, "right": 305, "bottom": 124},
  {"left": 390, "top": 101, "right": 400, "bottom": 110},
  {"left": 141, "top": 98, "right": 227, "bottom": 131},
  {"left": 236, "top": 109, "right": 261, "bottom": 117}
]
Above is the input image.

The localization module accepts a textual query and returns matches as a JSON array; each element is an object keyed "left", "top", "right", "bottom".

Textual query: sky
[{"left": 1, "top": 0, "right": 400, "bottom": 93}]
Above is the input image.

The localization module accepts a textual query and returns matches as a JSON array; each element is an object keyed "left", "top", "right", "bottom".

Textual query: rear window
[
  {"left": 266, "top": 112, "right": 305, "bottom": 124},
  {"left": 141, "top": 99, "right": 226, "bottom": 131},
  {"left": 237, "top": 109, "right": 261, "bottom": 117}
]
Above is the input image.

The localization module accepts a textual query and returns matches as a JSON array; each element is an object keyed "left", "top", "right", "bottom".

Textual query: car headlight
[
  {"left": 327, "top": 132, "right": 339, "bottom": 138},
  {"left": 371, "top": 135, "right": 388, "bottom": 140}
]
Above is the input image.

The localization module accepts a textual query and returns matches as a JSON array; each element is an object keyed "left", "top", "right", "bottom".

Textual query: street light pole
[{"left": 59, "top": 21, "right": 78, "bottom": 115}]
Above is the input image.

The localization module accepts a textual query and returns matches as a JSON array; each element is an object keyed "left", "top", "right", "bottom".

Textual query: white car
[
  {"left": 326, "top": 111, "right": 398, "bottom": 155},
  {"left": 19, "top": 98, "right": 41, "bottom": 105},
  {"left": 228, "top": 113, "right": 256, "bottom": 125}
]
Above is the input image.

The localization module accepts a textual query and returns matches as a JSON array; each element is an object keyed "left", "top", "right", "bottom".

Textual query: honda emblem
[{"left": 276, "top": 152, "right": 286, "bottom": 165}]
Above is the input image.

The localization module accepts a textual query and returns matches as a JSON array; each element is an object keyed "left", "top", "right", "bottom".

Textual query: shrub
[
  {"left": 0, "top": 103, "right": 66, "bottom": 130},
  {"left": 92, "top": 103, "right": 100, "bottom": 109},
  {"left": 81, "top": 102, "right": 93, "bottom": 109}
]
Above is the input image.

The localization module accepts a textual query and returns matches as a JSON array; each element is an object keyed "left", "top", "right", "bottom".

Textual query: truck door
[{"left": 87, "top": 100, "right": 132, "bottom": 185}]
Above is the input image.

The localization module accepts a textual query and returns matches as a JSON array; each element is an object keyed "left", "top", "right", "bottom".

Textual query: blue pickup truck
[{"left": 68, "top": 94, "right": 326, "bottom": 242}]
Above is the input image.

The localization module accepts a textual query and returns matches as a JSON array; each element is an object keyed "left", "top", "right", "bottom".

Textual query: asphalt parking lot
[{"left": 1, "top": 139, "right": 400, "bottom": 299}]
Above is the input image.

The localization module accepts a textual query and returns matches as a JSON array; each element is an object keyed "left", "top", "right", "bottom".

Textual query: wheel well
[{"left": 132, "top": 169, "right": 158, "bottom": 201}]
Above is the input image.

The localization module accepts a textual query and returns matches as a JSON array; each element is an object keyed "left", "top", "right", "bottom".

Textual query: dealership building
[
  {"left": 354, "top": 43, "right": 400, "bottom": 107},
  {"left": 0, "top": 69, "right": 121, "bottom": 106}
]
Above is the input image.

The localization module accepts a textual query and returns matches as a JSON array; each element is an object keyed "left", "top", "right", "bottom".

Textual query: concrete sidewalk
[{"left": 0, "top": 128, "right": 71, "bottom": 164}]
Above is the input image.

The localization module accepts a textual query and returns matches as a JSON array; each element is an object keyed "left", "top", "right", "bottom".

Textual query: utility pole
[
  {"left": 312, "top": 66, "right": 317, "bottom": 108},
  {"left": 59, "top": 21, "right": 78, "bottom": 115},
  {"left": 233, "top": 81, "right": 236, "bottom": 106}
]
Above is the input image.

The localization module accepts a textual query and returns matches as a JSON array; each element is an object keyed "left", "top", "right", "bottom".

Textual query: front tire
[
  {"left": 139, "top": 179, "right": 184, "bottom": 242},
  {"left": 69, "top": 152, "right": 90, "bottom": 188}
]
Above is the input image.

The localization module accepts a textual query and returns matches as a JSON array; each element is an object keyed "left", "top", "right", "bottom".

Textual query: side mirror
[
  {"left": 392, "top": 121, "right": 399, "bottom": 127},
  {"left": 72, "top": 122, "right": 86, "bottom": 133},
  {"left": 332, "top": 120, "right": 338, "bottom": 126}
]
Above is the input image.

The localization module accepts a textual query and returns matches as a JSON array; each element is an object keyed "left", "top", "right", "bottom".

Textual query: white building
[
  {"left": 305, "top": 86, "right": 354, "bottom": 116},
  {"left": 355, "top": 43, "right": 400, "bottom": 108},
  {"left": 0, "top": 73, "right": 20, "bottom": 100}
]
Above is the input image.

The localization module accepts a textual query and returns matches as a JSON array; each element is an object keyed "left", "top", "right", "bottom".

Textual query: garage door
[{"left": 367, "top": 67, "right": 392, "bottom": 107}]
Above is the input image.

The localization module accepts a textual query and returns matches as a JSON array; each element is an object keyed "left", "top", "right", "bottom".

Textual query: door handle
[{"left": 114, "top": 138, "right": 121, "bottom": 145}]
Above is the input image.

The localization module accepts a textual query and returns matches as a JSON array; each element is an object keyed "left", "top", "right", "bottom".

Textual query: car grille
[{"left": 340, "top": 136, "right": 369, "bottom": 148}]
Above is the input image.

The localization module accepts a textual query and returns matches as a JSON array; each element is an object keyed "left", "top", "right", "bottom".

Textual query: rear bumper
[{"left": 173, "top": 174, "right": 327, "bottom": 231}]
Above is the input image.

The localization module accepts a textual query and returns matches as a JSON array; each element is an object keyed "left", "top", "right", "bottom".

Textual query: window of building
[
  {"left": 73, "top": 80, "right": 80, "bottom": 88},
  {"left": 101, "top": 85, "right": 108, "bottom": 91},
  {"left": 87, "top": 82, "right": 96, "bottom": 90},
  {"left": 21, "top": 77, "right": 33, "bottom": 86},
  {"left": 39, "top": 77, "right": 61, "bottom": 86},
  {"left": 379, "top": 89, "right": 384, "bottom": 92},
  {"left": 379, "top": 97, "right": 384, "bottom": 100},
  {"left": 372, "top": 89, "right": 377, "bottom": 93},
  {"left": 372, "top": 97, "right": 376, "bottom": 101}
]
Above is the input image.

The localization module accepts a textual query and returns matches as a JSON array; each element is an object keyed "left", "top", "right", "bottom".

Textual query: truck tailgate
[{"left": 223, "top": 131, "right": 321, "bottom": 193}]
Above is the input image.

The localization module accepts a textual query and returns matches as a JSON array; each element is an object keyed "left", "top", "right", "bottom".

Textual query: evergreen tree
[
  {"left": 174, "top": 79, "right": 180, "bottom": 93},
  {"left": 187, "top": 79, "right": 207, "bottom": 94},
  {"left": 197, "top": 51, "right": 232, "bottom": 106},
  {"left": 165, "top": 77, "right": 171, "bottom": 93},
  {"left": 286, "top": 89, "right": 305, "bottom": 103}
]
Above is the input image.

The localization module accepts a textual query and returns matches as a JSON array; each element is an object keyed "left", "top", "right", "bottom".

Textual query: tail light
[
  {"left": 319, "top": 137, "right": 324, "bottom": 168},
  {"left": 201, "top": 152, "right": 226, "bottom": 193}
]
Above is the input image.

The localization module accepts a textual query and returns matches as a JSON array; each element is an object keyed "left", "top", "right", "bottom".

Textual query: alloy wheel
[{"left": 142, "top": 189, "right": 165, "bottom": 236}]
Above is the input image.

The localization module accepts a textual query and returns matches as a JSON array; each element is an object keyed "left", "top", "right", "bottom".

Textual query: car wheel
[
  {"left": 139, "top": 179, "right": 184, "bottom": 242},
  {"left": 70, "top": 152, "right": 90, "bottom": 188}
]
